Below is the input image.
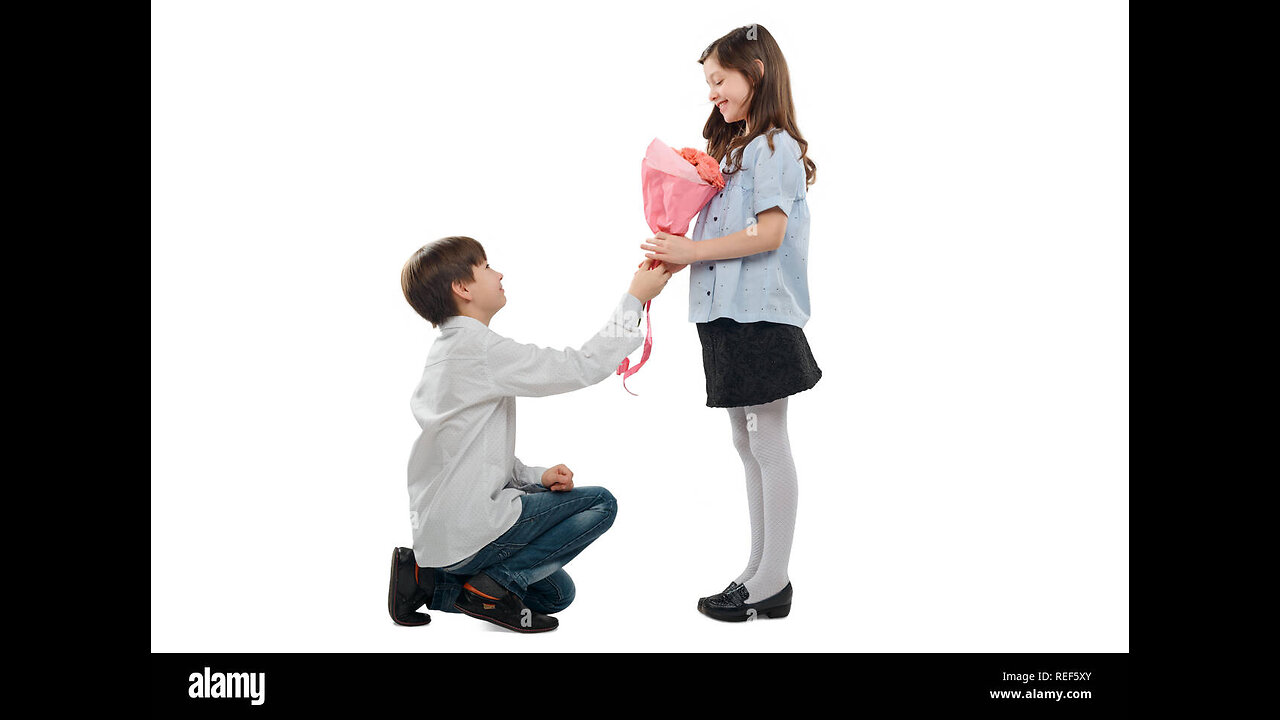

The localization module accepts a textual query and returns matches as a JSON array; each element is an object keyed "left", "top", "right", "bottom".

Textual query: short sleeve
[{"left": 751, "top": 133, "right": 804, "bottom": 218}]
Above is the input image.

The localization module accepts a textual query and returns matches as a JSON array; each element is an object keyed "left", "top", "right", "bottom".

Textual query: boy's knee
[
  {"left": 548, "top": 584, "right": 576, "bottom": 613},
  {"left": 593, "top": 486, "right": 617, "bottom": 510},
  {"left": 590, "top": 487, "right": 618, "bottom": 529}
]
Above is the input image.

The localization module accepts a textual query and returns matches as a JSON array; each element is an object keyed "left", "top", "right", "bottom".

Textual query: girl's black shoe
[
  {"left": 697, "top": 582, "right": 741, "bottom": 611},
  {"left": 700, "top": 582, "right": 792, "bottom": 622},
  {"left": 387, "top": 547, "right": 431, "bottom": 626}
]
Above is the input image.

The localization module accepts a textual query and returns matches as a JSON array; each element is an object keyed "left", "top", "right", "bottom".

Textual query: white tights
[{"left": 727, "top": 396, "right": 797, "bottom": 600}]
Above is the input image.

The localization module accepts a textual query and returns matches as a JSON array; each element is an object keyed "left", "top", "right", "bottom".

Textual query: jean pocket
[{"left": 493, "top": 541, "right": 527, "bottom": 561}]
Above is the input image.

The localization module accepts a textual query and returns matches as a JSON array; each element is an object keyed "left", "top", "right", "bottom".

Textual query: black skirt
[{"left": 696, "top": 317, "right": 822, "bottom": 408}]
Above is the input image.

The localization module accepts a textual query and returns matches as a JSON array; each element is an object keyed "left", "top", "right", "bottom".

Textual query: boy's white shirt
[{"left": 407, "top": 292, "right": 645, "bottom": 567}]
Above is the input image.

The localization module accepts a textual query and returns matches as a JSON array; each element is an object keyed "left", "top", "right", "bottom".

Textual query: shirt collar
[{"left": 438, "top": 315, "right": 488, "bottom": 332}]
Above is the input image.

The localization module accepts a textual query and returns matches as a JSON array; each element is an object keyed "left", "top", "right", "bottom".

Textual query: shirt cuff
[
  {"left": 754, "top": 196, "right": 794, "bottom": 218},
  {"left": 513, "top": 457, "right": 550, "bottom": 492},
  {"left": 623, "top": 292, "right": 644, "bottom": 325}
]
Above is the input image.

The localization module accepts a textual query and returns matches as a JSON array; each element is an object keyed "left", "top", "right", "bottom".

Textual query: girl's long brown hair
[{"left": 699, "top": 24, "right": 816, "bottom": 187}]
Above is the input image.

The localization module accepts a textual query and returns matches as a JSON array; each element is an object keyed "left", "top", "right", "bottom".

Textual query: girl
[{"left": 641, "top": 24, "right": 820, "bottom": 622}]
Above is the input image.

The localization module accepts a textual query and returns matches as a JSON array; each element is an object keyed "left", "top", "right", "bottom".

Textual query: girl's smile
[{"left": 704, "top": 54, "right": 755, "bottom": 127}]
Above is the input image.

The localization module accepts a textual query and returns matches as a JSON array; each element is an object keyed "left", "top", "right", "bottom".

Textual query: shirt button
[
  {"left": 706, "top": 291, "right": 711, "bottom": 296},
  {"left": 713, "top": 217, "right": 717, "bottom": 221},
  {"left": 709, "top": 265, "right": 714, "bottom": 270}
]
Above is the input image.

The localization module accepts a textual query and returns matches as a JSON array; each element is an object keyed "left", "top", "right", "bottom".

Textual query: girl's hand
[
  {"left": 641, "top": 232, "right": 697, "bottom": 266},
  {"left": 638, "top": 258, "right": 687, "bottom": 274},
  {"left": 542, "top": 464, "right": 574, "bottom": 492}
]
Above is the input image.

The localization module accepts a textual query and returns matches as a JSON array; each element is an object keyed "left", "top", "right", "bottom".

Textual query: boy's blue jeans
[{"left": 424, "top": 486, "right": 617, "bottom": 614}]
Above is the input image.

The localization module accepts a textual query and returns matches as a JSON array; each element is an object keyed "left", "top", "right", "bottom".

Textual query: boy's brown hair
[{"left": 401, "top": 236, "right": 487, "bottom": 328}]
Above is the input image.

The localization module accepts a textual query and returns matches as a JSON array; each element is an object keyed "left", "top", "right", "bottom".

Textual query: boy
[{"left": 388, "top": 236, "right": 671, "bottom": 633}]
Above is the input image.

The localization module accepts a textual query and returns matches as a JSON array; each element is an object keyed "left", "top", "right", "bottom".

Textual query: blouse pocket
[{"left": 715, "top": 183, "right": 751, "bottom": 235}]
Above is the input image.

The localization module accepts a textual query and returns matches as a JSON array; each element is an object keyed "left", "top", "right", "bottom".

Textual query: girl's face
[{"left": 704, "top": 55, "right": 753, "bottom": 126}]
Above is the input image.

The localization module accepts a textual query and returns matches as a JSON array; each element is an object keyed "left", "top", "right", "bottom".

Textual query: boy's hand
[
  {"left": 629, "top": 260, "right": 672, "bottom": 304},
  {"left": 542, "top": 464, "right": 574, "bottom": 492}
]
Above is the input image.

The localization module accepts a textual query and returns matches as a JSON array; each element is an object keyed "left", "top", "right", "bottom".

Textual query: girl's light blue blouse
[{"left": 688, "top": 128, "right": 811, "bottom": 328}]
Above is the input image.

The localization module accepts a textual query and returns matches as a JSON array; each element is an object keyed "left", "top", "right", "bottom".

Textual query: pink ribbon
[{"left": 615, "top": 260, "right": 658, "bottom": 396}]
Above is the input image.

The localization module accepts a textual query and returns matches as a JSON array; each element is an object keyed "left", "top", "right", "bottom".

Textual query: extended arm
[
  {"left": 484, "top": 293, "right": 645, "bottom": 398},
  {"left": 692, "top": 207, "right": 788, "bottom": 261},
  {"left": 644, "top": 207, "right": 788, "bottom": 269}
]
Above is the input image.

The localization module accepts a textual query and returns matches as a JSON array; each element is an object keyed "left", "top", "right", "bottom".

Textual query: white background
[{"left": 151, "top": 0, "right": 1128, "bottom": 652}]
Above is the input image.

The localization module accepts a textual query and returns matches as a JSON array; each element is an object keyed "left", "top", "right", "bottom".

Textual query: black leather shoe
[
  {"left": 453, "top": 577, "right": 558, "bottom": 633},
  {"left": 700, "top": 582, "right": 792, "bottom": 622},
  {"left": 387, "top": 547, "right": 431, "bottom": 626},
  {"left": 697, "top": 581, "right": 741, "bottom": 611}
]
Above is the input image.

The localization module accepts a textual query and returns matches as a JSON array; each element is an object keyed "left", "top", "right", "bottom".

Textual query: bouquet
[{"left": 616, "top": 138, "right": 725, "bottom": 395}]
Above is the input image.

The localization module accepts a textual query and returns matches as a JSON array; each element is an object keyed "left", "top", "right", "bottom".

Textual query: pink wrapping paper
[
  {"left": 616, "top": 138, "right": 722, "bottom": 395},
  {"left": 640, "top": 139, "right": 722, "bottom": 236}
]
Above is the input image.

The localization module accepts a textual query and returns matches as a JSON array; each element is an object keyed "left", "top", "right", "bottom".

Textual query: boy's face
[{"left": 456, "top": 259, "right": 506, "bottom": 316}]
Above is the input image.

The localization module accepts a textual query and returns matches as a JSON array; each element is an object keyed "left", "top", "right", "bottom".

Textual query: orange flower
[{"left": 671, "top": 146, "right": 726, "bottom": 189}]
